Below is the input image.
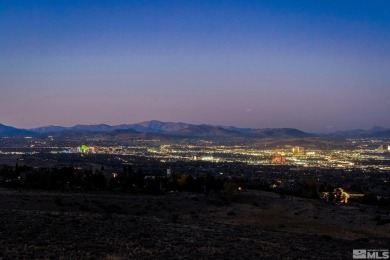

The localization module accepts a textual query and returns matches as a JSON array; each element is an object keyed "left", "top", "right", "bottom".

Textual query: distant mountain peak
[
  {"left": 0, "top": 124, "right": 32, "bottom": 136},
  {"left": 329, "top": 126, "right": 390, "bottom": 138},
  {"left": 369, "top": 126, "right": 387, "bottom": 131}
]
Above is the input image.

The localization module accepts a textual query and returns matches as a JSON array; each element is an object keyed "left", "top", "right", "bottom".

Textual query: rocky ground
[{"left": 0, "top": 189, "right": 389, "bottom": 259}]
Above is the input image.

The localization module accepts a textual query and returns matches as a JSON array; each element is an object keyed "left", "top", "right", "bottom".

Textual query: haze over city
[{"left": 1, "top": 0, "right": 389, "bottom": 132}]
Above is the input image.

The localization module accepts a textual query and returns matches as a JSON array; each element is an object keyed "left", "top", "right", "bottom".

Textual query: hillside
[
  {"left": 0, "top": 124, "right": 32, "bottom": 136},
  {"left": 0, "top": 189, "right": 388, "bottom": 258}
]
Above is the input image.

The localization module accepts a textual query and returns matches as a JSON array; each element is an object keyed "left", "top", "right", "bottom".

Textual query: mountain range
[
  {"left": 29, "top": 120, "right": 314, "bottom": 138},
  {"left": 0, "top": 120, "right": 389, "bottom": 138}
]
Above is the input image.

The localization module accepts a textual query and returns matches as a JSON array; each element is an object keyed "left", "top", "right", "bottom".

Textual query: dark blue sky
[{"left": 1, "top": 0, "right": 389, "bottom": 132}]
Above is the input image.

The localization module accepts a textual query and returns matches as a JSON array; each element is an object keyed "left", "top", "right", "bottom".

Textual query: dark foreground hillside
[{"left": 0, "top": 189, "right": 389, "bottom": 259}]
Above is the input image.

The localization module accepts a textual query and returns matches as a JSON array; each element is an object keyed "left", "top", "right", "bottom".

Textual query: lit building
[
  {"left": 272, "top": 155, "right": 286, "bottom": 164},
  {"left": 68, "top": 145, "right": 96, "bottom": 154},
  {"left": 292, "top": 146, "right": 305, "bottom": 155}
]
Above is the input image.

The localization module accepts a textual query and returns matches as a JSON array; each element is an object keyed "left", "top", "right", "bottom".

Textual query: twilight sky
[{"left": 0, "top": 0, "right": 389, "bottom": 132}]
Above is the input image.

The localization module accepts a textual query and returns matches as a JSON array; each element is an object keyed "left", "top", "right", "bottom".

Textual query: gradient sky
[{"left": 1, "top": 0, "right": 389, "bottom": 132}]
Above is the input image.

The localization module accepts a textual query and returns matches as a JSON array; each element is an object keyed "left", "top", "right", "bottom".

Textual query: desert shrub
[
  {"left": 79, "top": 204, "right": 90, "bottom": 211},
  {"left": 361, "top": 192, "right": 378, "bottom": 205},
  {"left": 227, "top": 211, "right": 236, "bottom": 216},
  {"left": 224, "top": 182, "right": 237, "bottom": 201},
  {"left": 54, "top": 196, "right": 64, "bottom": 207}
]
